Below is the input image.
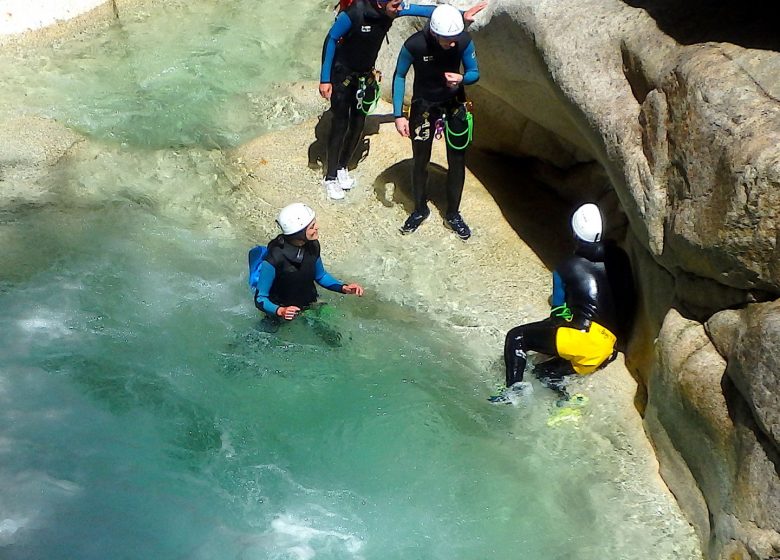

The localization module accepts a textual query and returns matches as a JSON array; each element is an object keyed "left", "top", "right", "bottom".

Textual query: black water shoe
[
  {"left": 400, "top": 210, "right": 430, "bottom": 234},
  {"left": 445, "top": 213, "right": 471, "bottom": 240}
]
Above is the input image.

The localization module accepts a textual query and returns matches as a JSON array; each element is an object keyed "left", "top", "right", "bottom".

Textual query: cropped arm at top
[
  {"left": 392, "top": 46, "right": 414, "bottom": 117},
  {"left": 398, "top": 4, "right": 436, "bottom": 18},
  {"left": 461, "top": 41, "right": 479, "bottom": 85},
  {"left": 320, "top": 12, "right": 353, "bottom": 83}
]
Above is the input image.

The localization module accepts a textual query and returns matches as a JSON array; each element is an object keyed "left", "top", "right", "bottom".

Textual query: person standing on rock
[
  {"left": 392, "top": 4, "right": 480, "bottom": 240},
  {"left": 319, "top": 0, "right": 485, "bottom": 201},
  {"left": 493, "top": 203, "right": 635, "bottom": 402}
]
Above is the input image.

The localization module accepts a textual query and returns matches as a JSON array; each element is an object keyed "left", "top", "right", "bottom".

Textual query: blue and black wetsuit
[
  {"left": 253, "top": 236, "right": 344, "bottom": 316},
  {"left": 320, "top": 0, "right": 437, "bottom": 180},
  {"left": 504, "top": 241, "right": 633, "bottom": 387},
  {"left": 392, "top": 29, "right": 479, "bottom": 218}
]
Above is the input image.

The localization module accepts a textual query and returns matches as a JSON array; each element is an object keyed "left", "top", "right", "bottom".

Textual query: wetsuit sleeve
[
  {"left": 254, "top": 261, "right": 280, "bottom": 316},
  {"left": 314, "top": 258, "right": 345, "bottom": 292},
  {"left": 398, "top": 4, "right": 436, "bottom": 18},
  {"left": 551, "top": 270, "right": 565, "bottom": 307},
  {"left": 320, "top": 12, "right": 353, "bottom": 83},
  {"left": 461, "top": 40, "right": 479, "bottom": 85},
  {"left": 392, "top": 46, "right": 414, "bottom": 117}
]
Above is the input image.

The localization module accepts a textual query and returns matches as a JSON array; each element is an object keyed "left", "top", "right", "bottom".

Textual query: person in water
[
  {"left": 498, "top": 203, "right": 635, "bottom": 401},
  {"left": 253, "top": 203, "right": 364, "bottom": 321},
  {"left": 392, "top": 4, "right": 480, "bottom": 240},
  {"left": 319, "top": 0, "right": 485, "bottom": 200}
]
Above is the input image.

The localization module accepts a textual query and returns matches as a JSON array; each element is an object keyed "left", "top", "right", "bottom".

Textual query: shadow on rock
[
  {"left": 372, "top": 159, "right": 453, "bottom": 218},
  {"left": 307, "top": 110, "right": 396, "bottom": 174},
  {"left": 466, "top": 150, "right": 573, "bottom": 269},
  {"left": 620, "top": 0, "right": 779, "bottom": 50}
]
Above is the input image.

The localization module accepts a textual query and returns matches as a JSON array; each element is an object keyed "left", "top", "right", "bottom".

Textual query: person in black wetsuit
[
  {"left": 253, "top": 203, "right": 364, "bottom": 321},
  {"left": 392, "top": 4, "right": 480, "bottom": 240},
  {"left": 319, "top": 0, "right": 485, "bottom": 200},
  {"left": 498, "top": 203, "right": 635, "bottom": 400}
]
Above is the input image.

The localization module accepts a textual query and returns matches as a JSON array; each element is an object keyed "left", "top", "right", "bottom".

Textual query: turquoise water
[{"left": 0, "top": 2, "right": 700, "bottom": 559}]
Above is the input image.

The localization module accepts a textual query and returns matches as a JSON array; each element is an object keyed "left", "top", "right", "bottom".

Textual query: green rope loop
[
  {"left": 550, "top": 303, "right": 573, "bottom": 322},
  {"left": 360, "top": 82, "right": 380, "bottom": 115},
  {"left": 445, "top": 110, "right": 473, "bottom": 150}
]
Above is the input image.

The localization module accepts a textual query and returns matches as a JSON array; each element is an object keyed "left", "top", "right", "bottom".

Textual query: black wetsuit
[
  {"left": 504, "top": 241, "right": 630, "bottom": 387},
  {"left": 392, "top": 29, "right": 479, "bottom": 218},
  {"left": 254, "top": 236, "right": 344, "bottom": 316},
  {"left": 320, "top": 0, "right": 395, "bottom": 180}
]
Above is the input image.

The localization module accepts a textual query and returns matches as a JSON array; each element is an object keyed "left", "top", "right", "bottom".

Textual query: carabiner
[
  {"left": 434, "top": 118, "right": 445, "bottom": 140},
  {"left": 355, "top": 76, "right": 366, "bottom": 109}
]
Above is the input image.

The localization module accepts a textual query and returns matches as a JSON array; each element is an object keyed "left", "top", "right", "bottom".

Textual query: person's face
[
  {"left": 305, "top": 220, "right": 319, "bottom": 241},
  {"left": 382, "top": 0, "right": 403, "bottom": 17},
  {"left": 435, "top": 34, "right": 457, "bottom": 50}
]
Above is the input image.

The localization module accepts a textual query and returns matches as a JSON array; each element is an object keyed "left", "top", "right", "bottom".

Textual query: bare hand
[
  {"left": 444, "top": 72, "right": 463, "bottom": 88},
  {"left": 464, "top": 1, "right": 487, "bottom": 23},
  {"left": 319, "top": 83, "right": 332, "bottom": 100},
  {"left": 342, "top": 283, "right": 364, "bottom": 296},
  {"left": 395, "top": 117, "right": 410, "bottom": 137},
  {"left": 277, "top": 305, "right": 301, "bottom": 320}
]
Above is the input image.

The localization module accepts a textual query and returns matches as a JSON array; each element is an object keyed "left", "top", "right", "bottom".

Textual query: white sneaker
[
  {"left": 336, "top": 168, "right": 355, "bottom": 190},
  {"left": 323, "top": 178, "right": 345, "bottom": 200}
]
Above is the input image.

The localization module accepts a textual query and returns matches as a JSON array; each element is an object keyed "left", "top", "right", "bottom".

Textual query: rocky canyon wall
[{"left": 378, "top": 1, "right": 780, "bottom": 558}]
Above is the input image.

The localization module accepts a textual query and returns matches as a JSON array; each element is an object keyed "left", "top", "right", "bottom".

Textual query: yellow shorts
[{"left": 555, "top": 321, "right": 617, "bottom": 375}]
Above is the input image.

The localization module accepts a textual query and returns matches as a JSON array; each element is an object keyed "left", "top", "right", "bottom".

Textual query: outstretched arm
[
  {"left": 315, "top": 258, "right": 364, "bottom": 296},
  {"left": 398, "top": 2, "right": 486, "bottom": 22},
  {"left": 397, "top": 4, "right": 436, "bottom": 18},
  {"left": 314, "top": 257, "right": 345, "bottom": 292}
]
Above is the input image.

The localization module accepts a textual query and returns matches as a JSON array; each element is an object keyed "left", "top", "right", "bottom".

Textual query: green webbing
[
  {"left": 550, "top": 303, "right": 573, "bottom": 322},
  {"left": 360, "top": 83, "right": 380, "bottom": 115},
  {"left": 445, "top": 110, "right": 473, "bottom": 150}
]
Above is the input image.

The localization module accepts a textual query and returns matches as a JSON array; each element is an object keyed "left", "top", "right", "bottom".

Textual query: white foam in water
[
  {"left": 0, "top": 517, "right": 27, "bottom": 546},
  {"left": 18, "top": 312, "right": 71, "bottom": 338},
  {"left": 268, "top": 515, "right": 364, "bottom": 559}
]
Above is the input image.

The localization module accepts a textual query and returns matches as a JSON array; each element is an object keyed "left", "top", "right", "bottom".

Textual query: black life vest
[
  {"left": 265, "top": 236, "right": 320, "bottom": 309},
  {"left": 335, "top": 0, "right": 394, "bottom": 74},
  {"left": 403, "top": 28, "right": 472, "bottom": 103}
]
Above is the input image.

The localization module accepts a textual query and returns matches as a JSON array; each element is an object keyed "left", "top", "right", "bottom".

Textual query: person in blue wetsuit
[
  {"left": 319, "top": 0, "right": 485, "bottom": 200},
  {"left": 496, "top": 204, "right": 636, "bottom": 401},
  {"left": 392, "top": 4, "right": 480, "bottom": 240},
  {"left": 254, "top": 203, "right": 364, "bottom": 321}
]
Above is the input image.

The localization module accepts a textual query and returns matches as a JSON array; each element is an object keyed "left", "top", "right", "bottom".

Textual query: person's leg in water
[
  {"left": 400, "top": 103, "right": 437, "bottom": 233},
  {"left": 301, "top": 303, "right": 343, "bottom": 348},
  {"left": 532, "top": 356, "right": 575, "bottom": 398},
  {"left": 504, "top": 318, "right": 559, "bottom": 387},
  {"left": 442, "top": 104, "right": 470, "bottom": 239}
]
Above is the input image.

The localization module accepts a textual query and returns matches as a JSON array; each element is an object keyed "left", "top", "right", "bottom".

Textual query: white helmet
[
  {"left": 430, "top": 5, "right": 464, "bottom": 37},
  {"left": 571, "top": 203, "right": 602, "bottom": 243},
  {"left": 276, "top": 203, "right": 315, "bottom": 235}
]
